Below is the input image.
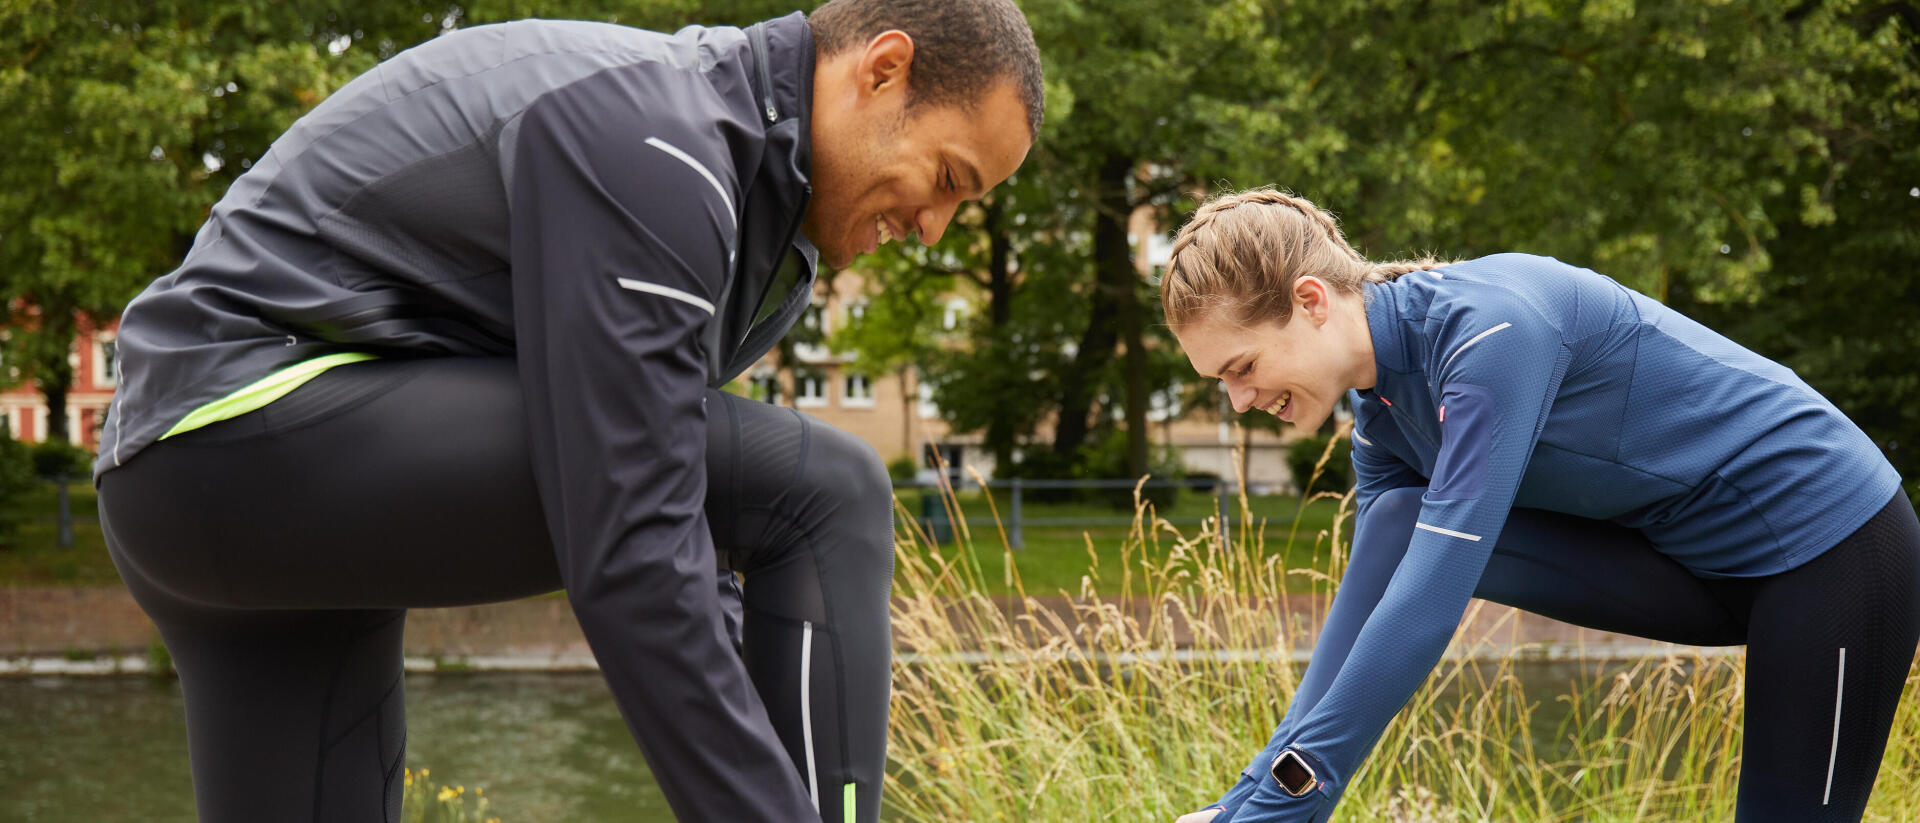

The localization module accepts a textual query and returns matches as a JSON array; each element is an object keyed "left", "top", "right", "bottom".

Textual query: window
[
  {"left": 923, "top": 442, "right": 964, "bottom": 484},
  {"left": 1148, "top": 380, "right": 1183, "bottom": 422},
  {"left": 916, "top": 379, "right": 939, "bottom": 419},
  {"left": 795, "top": 301, "right": 830, "bottom": 361},
  {"left": 795, "top": 370, "right": 828, "bottom": 408},
  {"left": 750, "top": 371, "right": 782, "bottom": 406},
  {"left": 843, "top": 373, "right": 874, "bottom": 408},
  {"left": 95, "top": 337, "right": 118, "bottom": 388},
  {"left": 941, "top": 298, "right": 970, "bottom": 331}
]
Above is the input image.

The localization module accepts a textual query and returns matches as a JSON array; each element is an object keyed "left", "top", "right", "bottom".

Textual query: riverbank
[{"left": 2, "top": 585, "right": 1726, "bottom": 675}]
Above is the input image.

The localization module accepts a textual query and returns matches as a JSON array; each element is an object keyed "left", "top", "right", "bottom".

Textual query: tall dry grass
[{"left": 882, "top": 448, "right": 1920, "bottom": 822}]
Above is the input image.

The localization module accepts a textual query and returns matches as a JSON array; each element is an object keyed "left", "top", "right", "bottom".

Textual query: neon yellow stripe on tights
[{"left": 160, "top": 352, "right": 378, "bottom": 439}]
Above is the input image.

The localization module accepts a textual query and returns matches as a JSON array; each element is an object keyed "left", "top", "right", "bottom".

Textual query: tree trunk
[
  {"left": 984, "top": 199, "right": 1017, "bottom": 471},
  {"left": 900, "top": 365, "right": 916, "bottom": 460},
  {"left": 1091, "top": 155, "right": 1151, "bottom": 478},
  {"left": 34, "top": 309, "right": 78, "bottom": 444},
  {"left": 1051, "top": 192, "right": 1124, "bottom": 461}
]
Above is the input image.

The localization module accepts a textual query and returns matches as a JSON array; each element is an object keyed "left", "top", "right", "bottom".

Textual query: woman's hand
[{"left": 1174, "top": 808, "right": 1224, "bottom": 823}]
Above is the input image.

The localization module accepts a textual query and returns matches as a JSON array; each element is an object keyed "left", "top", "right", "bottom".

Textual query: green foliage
[
  {"left": 1287, "top": 434, "right": 1355, "bottom": 496},
  {"left": 399, "top": 768, "right": 500, "bottom": 823},
  {"left": 30, "top": 439, "right": 92, "bottom": 478},
  {"left": 837, "top": 0, "right": 1919, "bottom": 483},
  {"left": 885, "top": 454, "right": 919, "bottom": 481},
  {"left": 4, "top": 0, "right": 1913, "bottom": 480},
  {"left": 0, "top": 431, "right": 35, "bottom": 547},
  {"left": 145, "top": 638, "right": 174, "bottom": 680}
]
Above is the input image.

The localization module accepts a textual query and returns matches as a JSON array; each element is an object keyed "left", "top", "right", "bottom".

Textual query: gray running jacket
[
  {"left": 102, "top": 13, "right": 818, "bottom": 472},
  {"left": 101, "top": 13, "right": 828, "bottom": 820}
]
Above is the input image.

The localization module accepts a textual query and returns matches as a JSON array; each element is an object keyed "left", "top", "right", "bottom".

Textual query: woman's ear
[{"left": 1294, "top": 276, "right": 1333, "bottom": 327}]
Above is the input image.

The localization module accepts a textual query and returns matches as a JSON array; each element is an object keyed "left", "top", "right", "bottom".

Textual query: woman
[{"left": 1162, "top": 189, "right": 1918, "bottom": 823}]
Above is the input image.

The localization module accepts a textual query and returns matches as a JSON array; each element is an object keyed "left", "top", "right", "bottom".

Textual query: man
[{"left": 94, "top": 2, "right": 1043, "bottom": 821}]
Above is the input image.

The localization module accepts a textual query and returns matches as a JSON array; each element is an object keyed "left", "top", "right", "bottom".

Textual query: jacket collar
[
  {"left": 710, "top": 12, "right": 818, "bottom": 385},
  {"left": 1364, "top": 280, "right": 1414, "bottom": 374}
]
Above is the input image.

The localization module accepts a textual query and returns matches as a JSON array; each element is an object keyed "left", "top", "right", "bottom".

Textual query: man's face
[{"left": 805, "top": 36, "right": 1033, "bottom": 267}]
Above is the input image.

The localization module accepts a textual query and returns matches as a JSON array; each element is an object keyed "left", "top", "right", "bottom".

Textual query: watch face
[{"left": 1271, "top": 750, "right": 1316, "bottom": 796}]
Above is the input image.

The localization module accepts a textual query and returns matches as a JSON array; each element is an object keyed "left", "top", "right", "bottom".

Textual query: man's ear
[
  {"left": 857, "top": 30, "right": 915, "bottom": 96},
  {"left": 1295, "top": 276, "right": 1333, "bottom": 327}
]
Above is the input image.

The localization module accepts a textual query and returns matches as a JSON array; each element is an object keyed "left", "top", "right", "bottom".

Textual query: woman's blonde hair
[{"left": 1160, "top": 188, "right": 1445, "bottom": 330}]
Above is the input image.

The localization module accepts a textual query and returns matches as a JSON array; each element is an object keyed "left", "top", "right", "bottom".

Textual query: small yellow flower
[{"left": 437, "top": 786, "right": 456, "bottom": 803}]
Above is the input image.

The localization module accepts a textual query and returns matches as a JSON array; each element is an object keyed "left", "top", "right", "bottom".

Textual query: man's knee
[{"left": 798, "top": 421, "right": 896, "bottom": 561}]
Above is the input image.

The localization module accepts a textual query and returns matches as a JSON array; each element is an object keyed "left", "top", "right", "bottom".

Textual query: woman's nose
[{"left": 1227, "top": 380, "right": 1257, "bottom": 413}]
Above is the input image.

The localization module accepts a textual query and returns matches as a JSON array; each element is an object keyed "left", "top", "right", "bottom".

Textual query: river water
[{"left": 0, "top": 661, "right": 1663, "bottom": 822}]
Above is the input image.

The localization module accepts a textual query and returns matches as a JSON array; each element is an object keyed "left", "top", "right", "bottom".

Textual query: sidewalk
[{"left": 1, "top": 586, "right": 1721, "bottom": 674}]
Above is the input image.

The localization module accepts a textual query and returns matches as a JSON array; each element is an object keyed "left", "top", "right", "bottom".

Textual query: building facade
[{"left": 0, "top": 316, "right": 119, "bottom": 450}]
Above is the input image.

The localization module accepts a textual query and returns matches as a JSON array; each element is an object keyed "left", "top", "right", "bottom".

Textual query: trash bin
[{"left": 919, "top": 491, "right": 953, "bottom": 544}]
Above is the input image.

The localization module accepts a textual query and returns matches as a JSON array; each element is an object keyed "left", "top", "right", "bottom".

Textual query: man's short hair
[{"left": 809, "top": 0, "right": 1045, "bottom": 138}]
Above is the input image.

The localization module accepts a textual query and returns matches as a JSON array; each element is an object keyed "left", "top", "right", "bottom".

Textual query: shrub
[
  {"left": 1285, "top": 433, "right": 1353, "bottom": 496},
  {"left": 0, "top": 429, "right": 35, "bottom": 547},
  {"left": 31, "top": 439, "right": 93, "bottom": 479},
  {"left": 886, "top": 454, "right": 920, "bottom": 481},
  {"left": 399, "top": 769, "right": 499, "bottom": 823},
  {"left": 146, "top": 639, "right": 175, "bottom": 680}
]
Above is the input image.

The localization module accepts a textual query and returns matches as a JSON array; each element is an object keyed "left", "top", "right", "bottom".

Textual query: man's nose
[{"left": 914, "top": 202, "right": 959, "bottom": 245}]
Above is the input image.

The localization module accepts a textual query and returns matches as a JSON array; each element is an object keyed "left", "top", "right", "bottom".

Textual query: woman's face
[{"left": 1172, "top": 277, "right": 1373, "bottom": 432}]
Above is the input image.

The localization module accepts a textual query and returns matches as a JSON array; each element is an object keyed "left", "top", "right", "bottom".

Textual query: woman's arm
[
  {"left": 1217, "top": 300, "right": 1571, "bottom": 822},
  {"left": 1188, "top": 396, "right": 1448, "bottom": 820}
]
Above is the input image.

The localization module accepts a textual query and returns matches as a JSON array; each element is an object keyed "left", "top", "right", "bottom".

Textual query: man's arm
[{"left": 505, "top": 68, "right": 814, "bottom": 821}]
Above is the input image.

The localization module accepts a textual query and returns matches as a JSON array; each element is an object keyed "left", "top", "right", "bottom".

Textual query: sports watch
[{"left": 1269, "top": 748, "right": 1317, "bottom": 796}]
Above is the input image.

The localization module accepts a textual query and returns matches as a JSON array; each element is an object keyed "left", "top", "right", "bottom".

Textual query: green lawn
[
  {"left": 0, "top": 479, "right": 1348, "bottom": 597},
  {"left": 0, "top": 480, "right": 116, "bottom": 586},
  {"left": 892, "top": 487, "right": 1346, "bottom": 595}
]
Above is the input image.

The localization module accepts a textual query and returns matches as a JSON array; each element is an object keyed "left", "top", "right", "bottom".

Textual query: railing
[{"left": 896, "top": 477, "right": 1251, "bottom": 549}]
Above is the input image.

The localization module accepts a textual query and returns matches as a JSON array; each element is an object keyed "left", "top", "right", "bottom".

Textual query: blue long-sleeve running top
[{"left": 1225, "top": 252, "right": 1901, "bottom": 820}]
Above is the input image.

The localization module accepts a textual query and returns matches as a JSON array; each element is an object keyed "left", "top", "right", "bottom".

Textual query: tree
[
  {"left": 1686, "top": 1, "right": 1920, "bottom": 485},
  {"left": 0, "top": 1, "right": 432, "bottom": 441},
  {"left": 841, "top": 0, "right": 1918, "bottom": 487},
  {"left": 0, "top": 0, "right": 724, "bottom": 442}
]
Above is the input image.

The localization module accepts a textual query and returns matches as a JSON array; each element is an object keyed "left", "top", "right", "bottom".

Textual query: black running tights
[{"left": 97, "top": 357, "right": 892, "bottom": 823}]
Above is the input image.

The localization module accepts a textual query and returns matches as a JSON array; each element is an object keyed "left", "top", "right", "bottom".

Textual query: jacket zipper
[{"left": 749, "top": 24, "right": 778, "bottom": 124}]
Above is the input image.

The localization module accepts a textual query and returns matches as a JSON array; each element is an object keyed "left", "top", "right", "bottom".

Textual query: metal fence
[
  {"left": 897, "top": 477, "right": 1248, "bottom": 549},
  {"left": 27, "top": 475, "right": 1259, "bottom": 553}
]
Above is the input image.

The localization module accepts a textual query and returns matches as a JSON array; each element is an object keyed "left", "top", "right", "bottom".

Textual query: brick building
[{"left": 0, "top": 316, "right": 119, "bottom": 450}]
